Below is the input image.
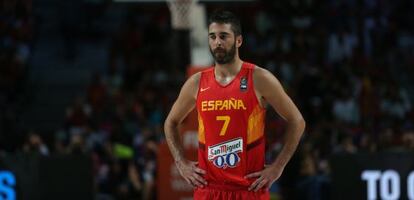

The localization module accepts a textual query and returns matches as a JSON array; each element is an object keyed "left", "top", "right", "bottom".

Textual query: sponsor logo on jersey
[
  {"left": 208, "top": 138, "right": 243, "bottom": 168},
  {"left": 201, "top": 98, "right": 247, "bottom": 111}
]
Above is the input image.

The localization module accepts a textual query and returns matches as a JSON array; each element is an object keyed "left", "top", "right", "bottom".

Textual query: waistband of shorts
[{"left": 203, "top": 182, "right": 250, "bottom": 191}]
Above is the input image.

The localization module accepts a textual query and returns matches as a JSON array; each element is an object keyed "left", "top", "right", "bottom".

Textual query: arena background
[{"left": 0, "top": 0, "right": 414, "bottom": 199}]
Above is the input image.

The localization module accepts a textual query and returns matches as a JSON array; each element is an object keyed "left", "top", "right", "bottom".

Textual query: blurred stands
[
  {"left": 0, "top": 0, "right": 33, "bottom": 151},
  {"left": 1, "top": 0, "right": 414, "bottom": 199}
]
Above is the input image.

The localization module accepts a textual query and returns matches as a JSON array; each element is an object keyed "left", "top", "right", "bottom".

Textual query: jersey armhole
[
  {"left": 195, "top": 71, "right": 204, "bottom": 104},
  {"left": 251, "top": 65, "right": 266, "bottom": 110}
]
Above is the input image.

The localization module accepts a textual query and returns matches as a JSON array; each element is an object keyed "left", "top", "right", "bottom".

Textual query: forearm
[
  {"left": 272, "top": 118, "right": 305, "bottom": 168},
  {"left": 164, "top": 120, "right": 186, "bottom": 162}
]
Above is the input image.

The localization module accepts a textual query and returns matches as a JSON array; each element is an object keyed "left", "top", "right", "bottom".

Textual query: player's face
[{"left": 208, "top": 23, "right": 241, "bottom": 64}]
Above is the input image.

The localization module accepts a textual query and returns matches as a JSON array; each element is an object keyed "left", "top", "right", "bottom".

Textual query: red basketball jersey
[{"left": 196, "top": 62, "right": 266, "bottom": 189}]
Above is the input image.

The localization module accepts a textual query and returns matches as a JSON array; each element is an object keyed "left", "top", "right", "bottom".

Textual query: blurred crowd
[
  {"left": 2, "top": 0, "right": 414, "bottom": 200},
  {"left": 0, "top": 0, "right": 33, "bottom": 151}
]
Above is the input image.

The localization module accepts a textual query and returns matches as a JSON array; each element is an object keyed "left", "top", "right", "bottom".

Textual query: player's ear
[{"left": 236, "top": 35, "right": 242, "bottom": 48}]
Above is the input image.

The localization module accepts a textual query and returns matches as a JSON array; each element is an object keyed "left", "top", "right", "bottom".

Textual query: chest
[{"left": 197, "top": 73, "right": 256, "bottom": 115}]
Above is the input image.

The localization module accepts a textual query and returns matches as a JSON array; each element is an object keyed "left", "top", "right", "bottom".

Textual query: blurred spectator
[
  {"left": 65, "top": 96, "right": 92, "bottom": 133},
  {"left": 332, "top": 88, "right": 360, "bottom": 124},
  {"left": 358, "top": 133, "right": 377, "bottom": 153},
  {"left": 22, "top": 131, "right": 49, "bottom": 156},
  {"left": 67, "top": 133, "right": 86, "bottom": 154},
  {"left": 380, "top": 84, "right": 411, "bottom": 119},
  {"left": 327, "top": 29, "right": 358, "bottom": 64},
  {"left": 295, "top": 153, "right": 329, "bottom": 200},
  {"left": 334, "top": 134, "right": 358, "bottom": 154},
  {"left": 87, "top": 72, "right": 108, "bottom": 113},
  {"left": 402, "top": 130, "right": 414, "bottom": 151}
]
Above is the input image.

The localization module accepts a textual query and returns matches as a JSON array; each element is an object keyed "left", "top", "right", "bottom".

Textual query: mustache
[{"left": 214, "top": 47, "right": 225, "bottom": 52}]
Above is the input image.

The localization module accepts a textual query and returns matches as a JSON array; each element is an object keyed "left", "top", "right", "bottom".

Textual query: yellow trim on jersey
[
  {"left": 247, "top": 105, "right": 265, "bottom": 144},
  {"left": 198, "top": 114, "right": 205, "bottom": 143}
]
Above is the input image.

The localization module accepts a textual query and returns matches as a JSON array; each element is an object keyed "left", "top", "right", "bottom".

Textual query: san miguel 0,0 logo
[{"left": 208, "top": 138, "right": 243, "bottom": 169}]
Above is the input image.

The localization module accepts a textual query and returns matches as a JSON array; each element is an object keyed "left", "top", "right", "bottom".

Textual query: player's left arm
[{"left": 246, "top": 66, "right": 306, "bottom": 192}]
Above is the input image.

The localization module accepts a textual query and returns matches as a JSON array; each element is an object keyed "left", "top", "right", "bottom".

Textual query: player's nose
[{"left": 216, "top": 39, "right": 222, "bottom": 47}]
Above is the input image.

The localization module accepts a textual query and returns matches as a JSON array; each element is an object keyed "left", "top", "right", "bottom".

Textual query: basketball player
[{"left": 164, "top": 10, "right": 305, "bottom": 200}]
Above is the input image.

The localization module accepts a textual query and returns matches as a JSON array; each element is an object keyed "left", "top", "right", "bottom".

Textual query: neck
[{"left": 215, "top": 57, "right": 243, "bottom": 77}]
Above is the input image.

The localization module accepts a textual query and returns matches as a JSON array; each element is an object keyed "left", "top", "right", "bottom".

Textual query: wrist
[
  {"left": 271, "top": 160, "right": 286, "bottom": 170},
  {"left": 174, "top": 156, "right": 187, "bottom": 164}
]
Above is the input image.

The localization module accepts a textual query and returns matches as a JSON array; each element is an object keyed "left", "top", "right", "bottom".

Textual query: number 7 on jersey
[{"left": 216, "top": 115, "right": 230, "bottom": 136}]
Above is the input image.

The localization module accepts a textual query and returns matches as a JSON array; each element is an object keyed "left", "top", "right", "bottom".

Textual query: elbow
[
  {"left": 164, "top": 117, "right": 178, "bottom": 134},
  {"left": 291, "top": 116, "right": 306, "bottom": 133},
  {"left": 299, "top": 117, "right": 306, "bottom": 132},
  {"left": 163, "top": 118, "right": 170, "bottom": 134},
  {"left": 164, "top": 118, "right": 172, "bottom": 133}
]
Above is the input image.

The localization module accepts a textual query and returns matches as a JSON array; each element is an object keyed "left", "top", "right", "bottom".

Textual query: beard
[{"left": 210, "top": 42, "right": 236, "bottom": 64}]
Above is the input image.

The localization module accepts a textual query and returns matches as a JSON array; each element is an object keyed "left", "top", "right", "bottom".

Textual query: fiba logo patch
[
  {"left": 208, "top": 138, "right": 243, "bottom": 169},
  {"left": 240, "top": 77, "right": 247, "bottom": 92}
]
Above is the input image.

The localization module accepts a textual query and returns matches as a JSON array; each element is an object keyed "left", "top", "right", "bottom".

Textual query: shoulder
[
  {"left": 252, "top": 65, "right": 278, "bottom": 82},
  {"left": 188, "top": 67, "right": 213, "bottom": 83},
  {"left": 252, "top": 65, "right": 284, "bottom": 96},
  {"left": 185, "top": 71, "right": 202, "bottom": 90},
  {"left": 188, "top": 67, "right": 215, "bottom": 86},
  {"left": 179, "top": 71, "right": 204, "bottom": 100}
]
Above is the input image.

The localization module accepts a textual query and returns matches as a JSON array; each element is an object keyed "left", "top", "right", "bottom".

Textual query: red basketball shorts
[{"left": 194, "top": 185, "right": 269, "bottom": 200}]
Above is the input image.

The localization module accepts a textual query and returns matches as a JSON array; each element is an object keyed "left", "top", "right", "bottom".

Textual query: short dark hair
[{"left": 208, "top": 10, "right": 242, "bottom": 36}]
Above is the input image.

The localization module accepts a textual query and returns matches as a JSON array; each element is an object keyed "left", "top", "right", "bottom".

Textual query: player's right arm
[{"left": 164, "top": 72, "right": 207, "bottom": 188}]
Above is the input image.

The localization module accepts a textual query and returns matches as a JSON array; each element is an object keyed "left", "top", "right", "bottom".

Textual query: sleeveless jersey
[{"left": 196, "top": 62, "right": 266, "bottom": 189}]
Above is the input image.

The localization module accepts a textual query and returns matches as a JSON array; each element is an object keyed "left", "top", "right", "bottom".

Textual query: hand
[
  {"left": 245, "top": 164, "right": 284, "bottom": 192},
  {"left": 175, "top": 159, "right": 208, "bottom": 188}
]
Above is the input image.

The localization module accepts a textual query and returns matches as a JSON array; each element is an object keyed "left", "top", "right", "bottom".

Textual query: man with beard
[{"left": 164, "top": 10, "right": 305, "bottom": 200}]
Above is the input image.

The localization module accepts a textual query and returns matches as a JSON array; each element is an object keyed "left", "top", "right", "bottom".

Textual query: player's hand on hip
[
  {"left": 175, "top": 159, "right": 208, "bottom": 188},
  {"left": 245, "top": 164, "right": 283, "bottom": 192}
]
